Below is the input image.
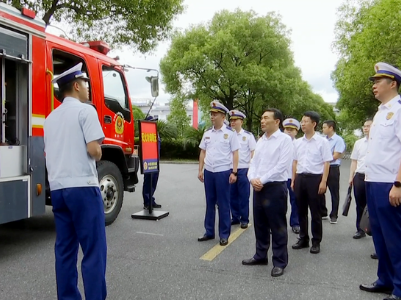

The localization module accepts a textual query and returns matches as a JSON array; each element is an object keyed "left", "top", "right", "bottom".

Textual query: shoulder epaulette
[
  {"left": 226, "top": 126, "right": 235, "bottom": 131},
  {"left": 398, "top": 99, "right": 401, "bottom": 105},
  {"left": 206, "top": 126, "right": 212, "bottom": 131},
  {"left": 243, "top": 130, "right": 251, "bottom": 135}
]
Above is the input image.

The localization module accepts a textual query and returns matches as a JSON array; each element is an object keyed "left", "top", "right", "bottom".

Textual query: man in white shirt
[
  {"left": 228, "top": 110, "right": 256, "bottom": 229},
  {"left": 322, "top": 120, "right": 346, "bottom": 224},
  {"left": 283, "top": 118, "right": 301, "bottom": 234},
  {"left": 242, "top": 108, "right": 293, "bottom": 278},
  {"left": 348, "top": 118, "right": 373, "bottom": 239},
  {"left": 44, "top": 63, "right": 107, "bottom": 300},
  {"left": 291, "top": 111, "right": 332, "bottom": 254},
  {"left": 198, "top": 101, "right": 240, "bottom": 246},
  {"left": 359, "top": 62, "right": 401, "bottom": 300}
]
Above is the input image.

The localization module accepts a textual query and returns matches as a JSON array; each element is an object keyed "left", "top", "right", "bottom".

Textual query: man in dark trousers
[
  {"left": 321, "top": 120, "right": 346, "bottom": 224},
  {"left": 348, "top": 118, "right": 373, "bottom": 239},
  {"left": 283, "top": 118, "right": 301, "bottom": 234},
  {"left": 198, "top": 101, "right": 240, "bottom": 246},
  {"left": 242, "top": 108, "right": 293, "bottom": 277},
  {"left": 142, "top": 115, "right": 162, "bottom": 209},
  {"left": 44, "top": 63, "right": 107, "bottom": 300},
  {"left": 360, "top": 62, "right": 401, "bottom": 300},
  {"left": 291, "top": 111, "right": 332, "bottom": 254},
  {"left": 229, "top": 109, "right": 256, "bottom": 229}
]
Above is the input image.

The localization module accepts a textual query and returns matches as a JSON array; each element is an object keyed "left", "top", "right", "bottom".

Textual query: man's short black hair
[
  {"left": 365, "top": 117, "right": 374, "bottom": 122},
  {"left": 263, "top": 108, "right": 284, "bottom": 130},
  {"left": 303, "top": 111, "right": 320, "bottom": 129},
  {"left": 323, "top": 120, "right": 337, "bottom": 131},
  {"left": 384, "top": 77, "right": 401, "bottom": 91}
]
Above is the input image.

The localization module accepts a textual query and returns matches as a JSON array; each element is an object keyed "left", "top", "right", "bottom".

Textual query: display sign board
[{"left": 138, "top": 120, "right": 159, "bottom": 174}]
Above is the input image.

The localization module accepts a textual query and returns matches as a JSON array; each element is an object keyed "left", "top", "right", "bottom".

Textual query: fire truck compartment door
[
  {"left": 0, "top": 175, "right": 29, "bottom": 224},
  {"left": 0, "top": 146, "right": 27, "bottom": 178},
  {"left": 0, "top": 26, "right": 28, "bottom": 59}
]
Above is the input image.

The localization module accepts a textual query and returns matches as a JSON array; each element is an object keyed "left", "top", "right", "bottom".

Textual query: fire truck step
[{"left": 126, "top": 185, "right": 135, "bottom": 192}]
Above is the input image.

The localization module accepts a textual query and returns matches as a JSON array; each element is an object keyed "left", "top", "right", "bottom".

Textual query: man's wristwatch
[
  {"left": 231, "top": 172, "right": 238, "bottom": 176},
  {"left": 394, "top": 181, "right": 401, "bottom": 188}
]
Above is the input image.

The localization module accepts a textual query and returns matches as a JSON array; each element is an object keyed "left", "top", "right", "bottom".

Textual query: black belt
[
  {"left": 263, "top": 181, "right": 286, "bottom": 187},
  {"left": 330, "top": 165, "right": 340, "bottom": 168},
  {"left": 298, "top": 173, "right": 322, "bottom": 178},
  {"left": 355, "top": 172, "right": 365, "bottom": 178}
]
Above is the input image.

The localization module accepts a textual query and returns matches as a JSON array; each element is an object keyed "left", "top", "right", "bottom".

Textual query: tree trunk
[{"left": 42, "top": 0, "right": 60, "bottom": 26}]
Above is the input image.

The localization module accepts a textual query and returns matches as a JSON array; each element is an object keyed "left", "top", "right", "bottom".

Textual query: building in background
[{"left": 131, "top": 98, "right": 198, "bottom": 127}]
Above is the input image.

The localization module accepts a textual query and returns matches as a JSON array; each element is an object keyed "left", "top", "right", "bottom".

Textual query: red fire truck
[{"left": 0, "top": 3, "right": 154, "bottom": 225}]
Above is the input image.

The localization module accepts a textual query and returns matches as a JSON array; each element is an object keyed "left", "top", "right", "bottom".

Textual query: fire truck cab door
[{"left": 100, "top": 64, "right": 133, "bottom": 151}]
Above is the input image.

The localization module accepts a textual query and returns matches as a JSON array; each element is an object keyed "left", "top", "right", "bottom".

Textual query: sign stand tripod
[{"left": 131, "top": 120, "right": 169, "bottom": 221}]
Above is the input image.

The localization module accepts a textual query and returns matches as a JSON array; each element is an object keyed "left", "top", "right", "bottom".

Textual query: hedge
[{"left": 134, "top": 138, "right": 199, "bottom": 160}]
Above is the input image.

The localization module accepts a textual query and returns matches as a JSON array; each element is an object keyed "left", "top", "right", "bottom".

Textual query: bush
[
  {"left": 133, "top": 138, "right": 199, "bottom": 160},
  {"left": 342, "top": 131, "right": 359, "bottom": 152}
]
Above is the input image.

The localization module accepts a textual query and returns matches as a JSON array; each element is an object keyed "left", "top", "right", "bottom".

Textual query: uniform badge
[
  {"left": 224, "top": 134, "right": 228, "bottom": 139},
  {"left": 386, "top": 112, "right": 394, "bottom": 120},
  {"left": 242, "top": 136, "right": 246, "bottom": 141}
]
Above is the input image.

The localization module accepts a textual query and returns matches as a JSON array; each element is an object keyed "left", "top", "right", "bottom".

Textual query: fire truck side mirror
[{"left": 146, "top": 76, "right": 159, "bottom": 98}]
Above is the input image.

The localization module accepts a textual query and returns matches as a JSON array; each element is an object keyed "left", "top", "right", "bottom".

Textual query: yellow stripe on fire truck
[{"left": 32, "top": 114, "right": 45, "bottom": 128}]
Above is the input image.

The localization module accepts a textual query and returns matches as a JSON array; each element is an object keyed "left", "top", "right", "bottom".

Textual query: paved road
[{"left": 0, "top": 161, "right": 386, "bottom": 300}]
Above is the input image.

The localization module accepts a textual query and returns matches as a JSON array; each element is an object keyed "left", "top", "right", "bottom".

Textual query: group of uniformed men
[
  {"left": 41, "top": 58, "right": 401, "bottom": 300},
  {"left": 197, "top": 62, "right": 401, "bottom": 300}
]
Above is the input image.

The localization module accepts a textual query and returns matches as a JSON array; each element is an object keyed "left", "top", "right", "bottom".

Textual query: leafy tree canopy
[
  {"left": 160, "top": 9, "right": 335, "bottom": 132},
  {"left": 2, "top": 0, "right": 184, "bottom": 52},
  {"left": 332, "top": 0, "right": 401, "bottom": 129}
]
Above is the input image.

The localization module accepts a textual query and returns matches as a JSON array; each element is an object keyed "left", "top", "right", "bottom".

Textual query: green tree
[
  {"left": 132, "top": 104, "right": 145, "bottom": 121},
  {"left": 3, "top": 0, "right": 184, "bottom": 52},
  {"left": 167, "top": 96, "right": 191, "bottom": 137},
  {"left": 332, "top": 0, "right": 401, "bottom": 129},
  {"left": 160, "top": 9, "right": 335, "bottom": 132}
]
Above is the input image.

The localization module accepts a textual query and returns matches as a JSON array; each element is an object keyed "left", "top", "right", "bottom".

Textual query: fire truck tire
[{"left": 97, "top": 160, "right": 124, "bottom": 226}]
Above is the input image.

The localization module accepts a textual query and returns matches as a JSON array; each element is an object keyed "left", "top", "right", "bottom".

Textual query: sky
[{"left": 47, "top": 0, "right": 346, "bottom": 105}]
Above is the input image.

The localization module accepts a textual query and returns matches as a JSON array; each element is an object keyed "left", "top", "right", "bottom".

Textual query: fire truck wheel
[{"left": 97, "top": 160, "right": 124, "bottom": 226}]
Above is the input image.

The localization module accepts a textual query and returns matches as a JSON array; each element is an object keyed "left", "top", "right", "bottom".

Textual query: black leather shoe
[
  {"left": 197, "top": 235, "right": 214, "bottom": 242},
  {"left": 242, "top": 257, "right": 268, "bottom": 265},
  {"left": 231, "top": 220, "right": 240, "bottom": 225},
  {"left": 371, "top": 253, "right": 378, "bottom": 259},
  {"left": 240, "top": 223, "right": 248, "bottom": 229},
  {"left": 220, "top": 238, "right": 228, "bottom": 246},
  {"left": 143, "top": 203, "right": 162, "bottom": 209},
  {"left": 271, "top": 267, "right": 284, "bottom": 277},
  {"left": 383, "top": 295, "right": 401, "bottom": 300},
  {"left": 310, "top": 243, "right": 320, "bottom": 254},
  {"left": 292, "top": 226, "right": 300, "bottom": 234},
  {"left": 359, "top": 282, "right": 392, "bottom": 294},
  {"left": 353, "top": 231, "right": 366, "bottom": 239},
  {"left": 292, "top": 239, "right": 309, "bottom": 249}
]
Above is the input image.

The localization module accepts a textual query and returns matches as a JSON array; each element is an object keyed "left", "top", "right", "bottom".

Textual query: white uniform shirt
[
  {"left": 294, "top": 133, "right": 333, "bottom": 174},
  {"left": 248, "top": 130, "right": 293, "bottom": 184},
  {"left": 199, "top": 125, "right": 240, "bottom": 173},
  {"left": 350, "top": 137, "right": 368, "bottom": 174},
  {"left": 287, "top": 138, "right": 296, "bottom": 180},
  {"left": 44, "top": 97, "right": 105, "bottom": 191},
  {"left": 365, "top": 95, "right": 401, "bottom": 183},
  {"left": 232, "top": 129, "right": 256, "bottom": 169}
]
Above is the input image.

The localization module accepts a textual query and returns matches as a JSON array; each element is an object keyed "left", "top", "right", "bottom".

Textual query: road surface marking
[
  {"left": 136, "top": 231, "right": 164, "bottom": 236},
  {"left": 200, "top": 224, "right": 252, "bottom": 261}
]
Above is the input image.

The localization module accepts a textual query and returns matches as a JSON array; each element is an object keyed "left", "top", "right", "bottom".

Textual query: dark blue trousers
[
  {"left": 253, "top": 182, "right": 288, "bottom": 268},
  {"left": 366, "top": 182, "right": 401, "bottom": 297},
  {"left": 203, "top": 169, "right": 231, "bottom": 239},
  {"left": 51, "top": 187, "right": 107, "bottom": 300},
  {"left": 287, "top": 179, "right": 299, "bottom": 227},
  {"left": 353, "top": 173, "right": 366, "bottom": 231},
  {"left": 230, "top": 168, "right": 250, "bottom": 224},
  {"left": 142, "top": 172, "right": 159, "bottom": 206}
]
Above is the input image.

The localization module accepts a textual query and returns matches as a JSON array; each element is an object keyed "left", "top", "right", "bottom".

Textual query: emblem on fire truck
[{"left": 115, "top": 112, "right": 124, "bottom": 134}]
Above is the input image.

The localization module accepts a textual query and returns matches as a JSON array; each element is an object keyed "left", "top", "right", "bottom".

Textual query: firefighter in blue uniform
[
  {"left": 142, "top": 115, "right": 162, "bottom": 209},
  {"left": 360, "top": 62, "right": 401, "bottom": 300},
  {"left": 198, "top": 101, "right": 240, "bottom": 246},
  {"left": 228, "top": 110, "right": 256, "bottom": 229},
  {"left": 44, "top": 63, "right": 107, "bottom": 300},
  {"left": 283, "top": 118, "right": 300, "bottom": 234}
]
